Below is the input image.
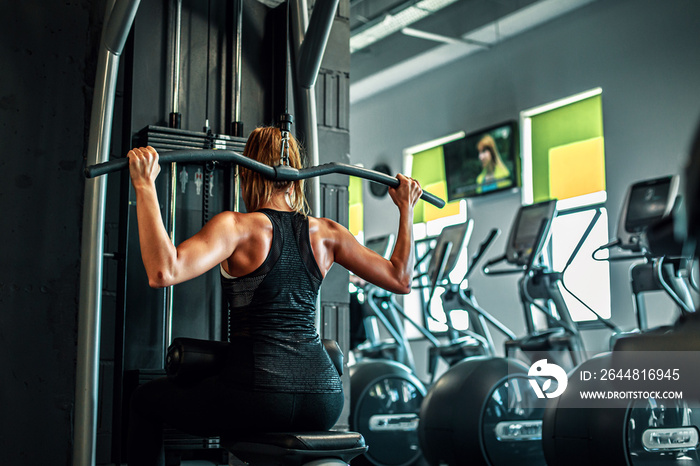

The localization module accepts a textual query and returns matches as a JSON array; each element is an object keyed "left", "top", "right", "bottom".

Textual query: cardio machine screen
[
  {"left": 426, "top": 221, "right": 472, "bottom": 287},
  {"left": 624, "top": 177, "right": 675, "bottom": 233},
  {"left": 506, "top": 200, "right": 557, "bottom": 266}
]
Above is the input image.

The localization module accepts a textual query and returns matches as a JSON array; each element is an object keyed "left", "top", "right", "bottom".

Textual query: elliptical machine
[
  {"left": 607, "top": 175, "right": 693, "bottom": 343},
  {"left": 411, "top": 221, "right": 514, "bottom": 381},
  {"left": 415, "top": 224, "right": 519, "bottom": 383},
  {"left": 348, "top": 219, "right": 489, "bottom": 466},
  {"left": 419, "top": 199, "right": 594, "bottom": 466},
  {"left": 542, "top": 174, "right": 700, "bottom": 466},
  {"left": 349, "top": 219, "right": 525, "bottom": 466},
  {"left": 348, "top": 234, "right": 428, "bottom": 466}
]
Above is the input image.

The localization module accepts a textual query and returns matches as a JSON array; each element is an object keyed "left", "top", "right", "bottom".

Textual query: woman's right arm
[
  {"left": 129, "top": 146, "right": 239, "bottom": 288},
  {"left": 331, "top": 174, "right": 422, "bottom": 294}
]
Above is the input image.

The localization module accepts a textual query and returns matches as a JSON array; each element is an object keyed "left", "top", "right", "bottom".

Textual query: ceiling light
[
  {"left": 350, "top": 0, "right": 461, "bottom": 53},
  {"left": 401, "top": 27, "right": 491, "bottom": 48}
]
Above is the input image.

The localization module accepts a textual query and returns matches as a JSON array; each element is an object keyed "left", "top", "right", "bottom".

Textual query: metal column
[{"left": 75, "top": 1, "right": 140, "bottom": 465}]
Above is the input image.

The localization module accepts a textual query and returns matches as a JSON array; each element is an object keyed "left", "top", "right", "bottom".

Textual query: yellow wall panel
[
  {"left": 349, "top": 203, "right": 363, "bottom": 236},
  {"left": 424, "top": 181, "right": 460, "bottom": 222},
  {"left": 549, "top": 137, "right": 605, "bottom": 201}
]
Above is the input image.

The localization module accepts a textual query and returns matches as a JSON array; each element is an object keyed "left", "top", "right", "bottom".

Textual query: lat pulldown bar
[{"left": 84, "top": 149, "right": 446, "bottom": 208}]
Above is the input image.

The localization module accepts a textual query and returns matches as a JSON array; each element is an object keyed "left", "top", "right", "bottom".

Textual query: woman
[
  {"left": 126, "top": 126, "right": 422, "bottom": 466},
  {"left": 476, "top": 134, "right": 511, "bottom": 193}
]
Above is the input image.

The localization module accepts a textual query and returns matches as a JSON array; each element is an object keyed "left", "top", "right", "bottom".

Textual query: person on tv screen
[{"left": 476, "top": 134, "right": 511, "bottom": 193}]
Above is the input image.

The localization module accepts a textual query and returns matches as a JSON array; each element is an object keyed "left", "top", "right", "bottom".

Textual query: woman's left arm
[{"left": 128, "top": 146, "right": 237, "bottom": 288}]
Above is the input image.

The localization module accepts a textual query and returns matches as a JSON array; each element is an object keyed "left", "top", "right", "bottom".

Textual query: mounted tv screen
[{"left": 443, "top": 121, "right": 518, "bottom": 201}]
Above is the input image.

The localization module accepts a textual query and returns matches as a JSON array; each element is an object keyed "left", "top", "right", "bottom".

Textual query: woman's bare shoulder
[
  {"left": 206, "top": 210, "right": 272, "bottom": 233},
  {"left": 213, "top": 210, "right": 269, "bottom": 220},
  {"left": 308, "top": 215, "right": 345, "bottom": 235}
]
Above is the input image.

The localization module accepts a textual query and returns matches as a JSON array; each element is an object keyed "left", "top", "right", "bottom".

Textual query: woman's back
[{"left": 220, "top": 209, "right": 341, "bottom": 394}]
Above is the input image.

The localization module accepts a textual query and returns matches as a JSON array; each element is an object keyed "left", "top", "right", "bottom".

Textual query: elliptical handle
[
  {"left": 482, "top": 254, "right": 524, "bottom": 276},
  {"left": 461, "top": 228, "right": 500, "bottom": 283},
  {"left": 563, "top": 207, "right": 602, "bottom": 270},
  {"left": 481, "top": 255, "right": 502, "bottom": 275}
]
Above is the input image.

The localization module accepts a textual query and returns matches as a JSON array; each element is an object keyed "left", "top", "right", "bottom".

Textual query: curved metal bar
[
  {"left": 288, "top": 0, "right": 321, "bottom": 216},
  {"left": 655, "top": 257, "right": 694, "bottom": 315},
  {"left": 85, "top": 149, "right": 274, "bottom": 178},
  {"left": 297, "top": 0, "right": 339, "bottom": 88},
  {"left": 76, "top": 1, "right": 141, "bottom": 465},
  {"left": 85, "top": 150, "right": 446, "bottom": 208}
]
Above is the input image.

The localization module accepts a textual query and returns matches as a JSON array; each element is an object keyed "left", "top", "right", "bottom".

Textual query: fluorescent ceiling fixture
[
  {"left": 350, "top": 0, "right": 461, "bottom": 53},
  {"left": 401, "top": 27, "right": 491, "bottom": 48}
]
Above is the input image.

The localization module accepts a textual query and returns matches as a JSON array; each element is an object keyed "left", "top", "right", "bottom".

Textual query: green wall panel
[{"left": 531, "top": 95, "right": 603, "bottom": 202}]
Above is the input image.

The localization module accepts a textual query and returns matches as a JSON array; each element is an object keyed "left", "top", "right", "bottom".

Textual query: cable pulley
[{"left": 279, "top": 113, "right": 293, "bottom": 166}]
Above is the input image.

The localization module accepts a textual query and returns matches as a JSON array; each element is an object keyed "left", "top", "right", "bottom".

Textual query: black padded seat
[{"left": 223, "top": 430, "right": 367, "bottom": 466}]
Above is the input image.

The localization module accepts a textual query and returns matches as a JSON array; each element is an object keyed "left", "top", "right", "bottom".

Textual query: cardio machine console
[
  {"left": 505, "top": 200, "right": 557, "bottom": 266},
  {"left": 616, "top": 175, "right": 678, "bottom": 250},
  {"left": 426, "top": 220, "right": 474, "bottom": 288}
]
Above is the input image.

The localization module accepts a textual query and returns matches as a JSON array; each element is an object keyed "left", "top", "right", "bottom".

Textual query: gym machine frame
[{"left": 76, "top": 2, "right": 444, "bottom": 466}]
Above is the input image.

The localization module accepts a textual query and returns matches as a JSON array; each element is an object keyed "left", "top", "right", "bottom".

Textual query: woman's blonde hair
[
  {"left": 477, "top": 134, "right": 507, "bottom": 173},
  {"left": 241, "top": 126, "right": 309, "bottom": 215}
]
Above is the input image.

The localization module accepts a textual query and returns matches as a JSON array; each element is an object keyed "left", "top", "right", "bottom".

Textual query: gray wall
[{"left": 350, "top": 0, "right": 700, "bottom": 356}]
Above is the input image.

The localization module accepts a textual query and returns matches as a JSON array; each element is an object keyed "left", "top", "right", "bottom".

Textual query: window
[
  {"left": 403, "top": 133, "right": 472, "bottom": 334},
  {"left": 404, "top": 132, "right": 466, "bottom": 228},
  {"left": 521, "top": 88, "right": 611, "bottom": 321},
  {"left": 550, "top": 207, "right": 611, "bottom": 321}
]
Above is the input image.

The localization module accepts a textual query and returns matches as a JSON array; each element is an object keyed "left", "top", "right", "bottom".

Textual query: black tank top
[{"left": 220, "top": 209, "right": 342, "bottom": 394}]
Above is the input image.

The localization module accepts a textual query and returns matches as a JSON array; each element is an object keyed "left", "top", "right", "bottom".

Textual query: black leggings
[{"left": 127, "top": 376, "right": 344, "bottom": 466}]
